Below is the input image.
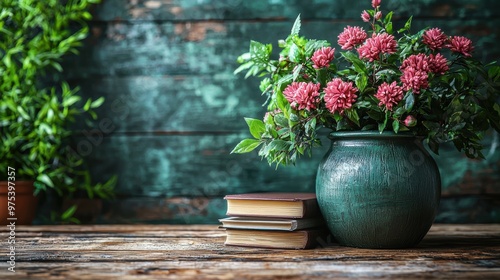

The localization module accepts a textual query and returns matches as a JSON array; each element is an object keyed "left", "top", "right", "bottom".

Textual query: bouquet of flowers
[{"left": 231, "top": 0, "right": 500, "bottom": 166}]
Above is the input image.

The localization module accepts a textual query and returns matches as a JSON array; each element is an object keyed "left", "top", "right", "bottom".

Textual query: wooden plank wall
[{"left": 61, "top": 0, "right": 500, "bottom": 224}]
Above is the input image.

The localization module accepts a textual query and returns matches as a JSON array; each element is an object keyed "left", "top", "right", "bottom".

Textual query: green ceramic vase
[{"left": 316, "top": 131, "right": 441, "bottom": 249}]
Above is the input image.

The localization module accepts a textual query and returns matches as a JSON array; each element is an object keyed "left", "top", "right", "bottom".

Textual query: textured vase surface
[{"left": 316, "top": 131, "right": 441, "bottom": 249}]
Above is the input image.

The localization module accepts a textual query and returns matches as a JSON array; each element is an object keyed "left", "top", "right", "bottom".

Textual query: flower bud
[
  {"left": 372, "top": 0, "right": 381, "bottom": 8},
  {"left": 375, "top": 11, "right": 382, "bottom": 20},
  {"left": 361, "top": 10, "right": 370, "bottom": 22},
  {"left": 404, "top": 115, "right": 417, "bottom": 127}
]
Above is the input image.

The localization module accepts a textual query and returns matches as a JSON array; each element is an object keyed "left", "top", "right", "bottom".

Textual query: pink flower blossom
[
  {"left": 422, "top": 28, "right": 448, "bottom": 51},
  {"left": 404, "top": 115, "right": 417, "bottom": 127},
  {"left": 448, "top": 36, "right": 474, "bottom": 57},
  {"left": 361, "top": 10, "right": 370, "bottom": 22},
  {"left": 400, "top": 54, "right": 430, "bottom": 72},
  {"left": 324, "top": 78, "right": 358, "bottom": 114},
  {"left": 374, "top": 81, "right": 404, "bottom": 111},
  {"left": 311, "top": 47, "right": 335, "bottom": 69},
  {"left": 375, "top": 11, "right": 382, "bottom": 20},
  {"left": 283, "top": 82, "right": 321, "bottom": 111},
  {"left": 337, "top": 26, "right": 367, "bottom": 50},
  {"left": 428, "top": 53, "right": 449, "bottom": 75},
  {"left": 372, "top": 0, "right": 381, "bottom": 8},
  {"left": 401, "top": 67, "right": 429, "bottom": 94},
  {"left": 358, "top": 33, "right": 397, "bottom": 62}
]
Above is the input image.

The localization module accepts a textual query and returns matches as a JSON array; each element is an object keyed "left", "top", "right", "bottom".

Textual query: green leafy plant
[
  {"left": 0, "top": 0, "right": 115, "bottom": 219},
  {"left": 232, "top": 0, "right": 500, "bottom": 166}
]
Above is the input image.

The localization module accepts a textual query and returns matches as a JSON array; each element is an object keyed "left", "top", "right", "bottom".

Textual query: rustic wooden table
[{"left": 1, "top": 224, "right": 499, "bottom": 279}]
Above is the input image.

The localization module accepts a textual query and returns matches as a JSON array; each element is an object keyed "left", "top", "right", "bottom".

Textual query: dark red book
[{"left": 224, "top": 192, "right": 321, "bottom": 218}]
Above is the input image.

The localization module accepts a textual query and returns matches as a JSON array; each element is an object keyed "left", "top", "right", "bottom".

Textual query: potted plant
[
  {"left": 0, "top": 0, "right": 115, "bottom": 224},
  {"left": 232, "top": 0, "right": 500, "bottom": 248}
]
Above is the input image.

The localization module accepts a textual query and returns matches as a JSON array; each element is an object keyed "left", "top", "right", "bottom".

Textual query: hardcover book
[
  {"left": 219, "top": 217, "right": 325, "bottom": 231},
  {"left": 223, "top": 228, "right": 329, "bottom": 249},
  {"left": 224, "top": 192, "right": 321, "bottom": 218}
]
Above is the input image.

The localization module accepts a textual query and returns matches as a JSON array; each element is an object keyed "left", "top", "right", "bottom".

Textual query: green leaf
[
  {"left": 234, "top": 61, "right": 253, "bottom": 75},
  {"left": 262, "top": 140, "right": 290, "bottom": 154},
  {"left": 378, "top": 111, "right": 390, "bottom": 132},
  {"left": 346, "top": 109, "right": 360, "bottom": 127},
  {"left": 488, "top": 65, "right": 500, "bottom": 81},
  {"left": 231, "top": 139, "right": 261, "bottom": 154},
  {"left": 61, "top": 205, "right": 78, "bottom": 220},
  {"left": 305, "top": 118, "right": 317, "bottom": 136},
  {"left": 355, "top": 74, "right": 368, "bottom": 92},
  {"left": 291, "top": 14, "right": 301, "bottom": 35},
  {"left": 275, "top": 91, "right": 290, "bottom": 115},
  {"left": 245, "top": 118, "right": 266, "bottom": 139},
  {"left": 83, "top": 99, "right": 92, "bottom": 111},
  {"left": 37, "top": 174, "right": 54, "bottom": 188},
  {"left": 39, "top": 123, "right": 52, "bottom": 135},
  {"left": 423, "top": 121, "right": 440, "bottom": 131},
  {"left": 274, "top": 114, "right": 289, "bottom": 128},
  {"left": 405, "top": 92, "right": 415, "bottom": 111},
  {"left": 63, "top": 96, "right": 80, "bottom": 107},
  {"left": 288, "top": 43, "right": 302, "bottom": 62},
  {"left": 304, "top": 40, "right": 330, "bottom": 56},
  {"left": 392, "top": 119, "right": 400, "bottom": 133},
  {"left": 405, "top": 16, "right": 413, "bottom": 29},
  {"left": 292, "top": 64, "right": 303, "bottom": 81},
  {"left": 277, "top": 74, "right": 293, "bottom": 89},
  {"left": 341, "top": 52, "right": 367, "bottom": 74},
  {"left": 384, "top": 11, "right": 393, "bottom": 26},
  {"left": 367, "top": 109, "right": 385, "bottom": 121},
  {"left": 90, "top": 97, "right": 105, "bottom": 108},
  {"left": 17, "top": 106, "right": 30, "bottom": 120},
  {"left": 386, "top": 22, "right": 393, "bottom": 34}
]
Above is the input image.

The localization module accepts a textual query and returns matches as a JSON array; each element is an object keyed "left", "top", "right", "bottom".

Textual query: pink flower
[
  {"left": 283, "top": 82, "right": 321, "bottom": 111},
  {"left": 361, "top": 10, "right": 370, "bottom": 22},
  {"left": 400, "top": 54, "right": 430, "bottom": 72},
  {"left": 422, "top": 28, "right": 448, "bottom": 51},
  {"left": 311, "top": 47, "right": 335, "bottom": 69},
  {"left": 324, "top": 78, "right": 358, "bottom": 114},
  {"left": 404, "top": 115, "right": 417, "bottom": 127},
  {"left": 448, "top": 36, "right": 474, "bottom": 57},
  {"left": 401, "top": 67, "right": 429, "bottom": 94},
  {"left": 337, "top": 26, "right": 367, "bottom": 50},
  {"left": 372, "top": 0, "right": 381, "bottom": 8},
  {"left": 375, "top": 11, "right": 382, "bottom": 20},
  {"left": 374, "top": 81, "right": 404, "bottom": 111},
  {"left": 358, "top": 33, "right": 397, "bottom": 62},
  {"left": 428, "top": 53, "right": 449, "bottom": 75}
]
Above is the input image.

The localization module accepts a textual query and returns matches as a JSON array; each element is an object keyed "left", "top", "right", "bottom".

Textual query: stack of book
[{"left": 219, "top": 192, "right": 329, "bottom": 249}]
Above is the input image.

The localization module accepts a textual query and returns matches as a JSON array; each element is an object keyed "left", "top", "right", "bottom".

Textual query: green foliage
[
  {"left": 0, "top": 1, "right": 115, "bottom": 203},
  {"left": 232, "top": 1, "right": 500, "bottom": 166},
  {"left": 50, "top": 205, "right": 81, "bottom": 225}
]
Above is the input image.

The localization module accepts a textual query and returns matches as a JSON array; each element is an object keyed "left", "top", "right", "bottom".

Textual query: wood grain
[{"left": 0, "top": 224, "right": 498, "bottom": 279}]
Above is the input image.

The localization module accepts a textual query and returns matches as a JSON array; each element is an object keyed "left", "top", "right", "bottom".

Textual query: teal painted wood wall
[{"left": 65, "top": 0, "right": 500, "bottom": 224}]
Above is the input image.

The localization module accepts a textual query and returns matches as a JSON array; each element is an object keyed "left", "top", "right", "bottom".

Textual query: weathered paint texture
[{"left": 57, "top": 0, "right": 500, "bottom": 224}]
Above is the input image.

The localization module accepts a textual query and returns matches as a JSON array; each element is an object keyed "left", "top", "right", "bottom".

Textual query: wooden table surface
[{"left": 1, "top": 224, "right": 499, "bottom": 279}]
